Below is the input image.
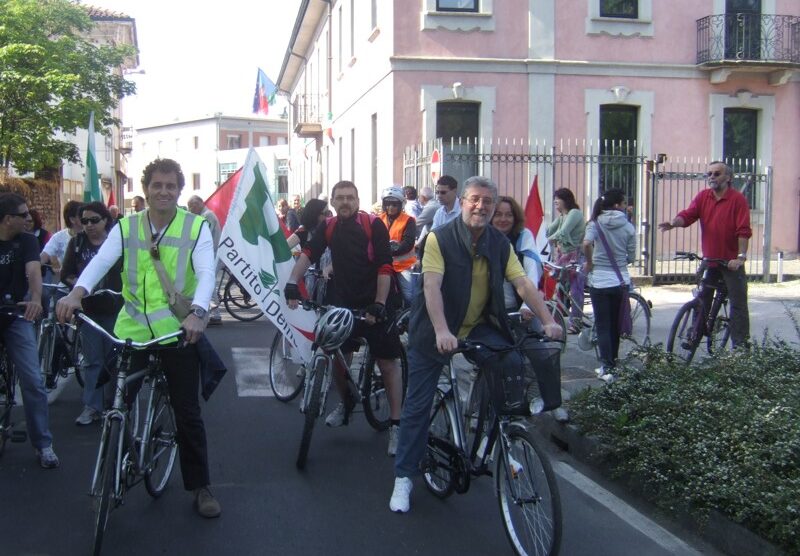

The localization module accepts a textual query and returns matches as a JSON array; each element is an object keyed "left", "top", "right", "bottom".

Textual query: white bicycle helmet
[
  {"left": 381, "top": 185, "right": 405, "bottom": 208},
  {"left": 314, "top": 307, "right": 354, "bottom": 351}
]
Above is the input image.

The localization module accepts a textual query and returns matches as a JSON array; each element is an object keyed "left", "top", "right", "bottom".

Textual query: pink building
[{"left": 277, "top": 0, "right": 800, "bottom": 270}]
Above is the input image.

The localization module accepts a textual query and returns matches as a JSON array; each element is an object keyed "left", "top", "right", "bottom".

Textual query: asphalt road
[{"left": 0, "top": 315, "right": 727, "bottom": 556}]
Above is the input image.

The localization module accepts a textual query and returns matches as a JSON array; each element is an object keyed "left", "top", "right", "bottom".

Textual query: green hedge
[{"left": 570, "top": 342, "right": 800, "bottom": 554}]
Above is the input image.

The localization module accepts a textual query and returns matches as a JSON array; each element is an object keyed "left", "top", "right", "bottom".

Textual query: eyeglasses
[
  {"left": 383, "top": 201, "right": 401, "bottom": 207},
  {"left": 435, "top": 190, "right": 451, "bottom": 196},
  {"left": 10, "top": 211, "right": 30, "bottom": 219},
  {"left": 706, "top": 171, "right": 723, "bottom": 178},
  {"left": 463, "top": 195, "right": 495, "bottom": 207},
  {"left": 80, "top": 217, "right": 103, "bottom": 225}
]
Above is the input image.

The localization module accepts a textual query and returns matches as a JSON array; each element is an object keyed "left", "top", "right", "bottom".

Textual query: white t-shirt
[{"left": 42, "top": 228, "right": 74, "bottom": 264}]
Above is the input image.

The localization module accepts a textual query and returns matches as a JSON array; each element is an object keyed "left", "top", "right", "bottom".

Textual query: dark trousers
[
  {"left": 130, "top": 344, "right": 210, "bottom": 491},
  {"left": 589, "top": 286, "right": 624, "bottom": 369},
  {"left": 700, "top": 266, "right": 749, "bottom": 347}
]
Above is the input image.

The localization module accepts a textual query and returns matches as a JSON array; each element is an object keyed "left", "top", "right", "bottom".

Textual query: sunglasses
[
  {"left": 80, "top": 216, "right": 103, "bottom": 225},
  {"left": 435, "top": 190, "right": 451, "bottom": 195},
  {"left": 706, "top": 171, "right": 723, "bottom": 178},
  {"left": 384, "top": 201, "right": 401, "bottom": 207},
  {"left": 10, "top": 211, "right": 30, "bottom": 218}
]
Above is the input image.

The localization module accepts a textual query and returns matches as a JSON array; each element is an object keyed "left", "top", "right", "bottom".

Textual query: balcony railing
[
  {"left": 292, "top": 94, "right": 323, "bottom": 137},
  {"left": 697, "top": 13, "right": 800, "bottom": 66}
]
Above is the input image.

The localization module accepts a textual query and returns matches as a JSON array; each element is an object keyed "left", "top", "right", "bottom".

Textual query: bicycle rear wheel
[
  {"left": 497, "top": 426, "right": 562, "bottom": 556},
  {"left": 92, "top": 419, "right": 120, "bottom": 556},
  {"left": 706, "top": 299, "right": 731, "bottom": 356},
  {"left": 666, "top": 300, "right": 702, "bottom": 364},
  {"left": 223, "top": 279, "right": 264, "bottom": 321},
  {"left": 268, "top": 332, "right": 305, "bottom": 402},
  {"left": 144, "top": 379, "right": 178, "bottom": 498},
  {"left": 619, "top": 292, "right": 652, "bottom": 359},
  {"left": 296, "top": 357, "right": 326, "bottom": 470},
  {"left": 362, "top": 344, "right": 408, "bottom": 431},
  {"left": 423, "top": 390, "right": 458, "bottom": 499}
]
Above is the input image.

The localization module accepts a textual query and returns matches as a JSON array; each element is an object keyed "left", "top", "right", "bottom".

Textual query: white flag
[{"left": 218, "top": 149, "right": 316, "bottom": 363}]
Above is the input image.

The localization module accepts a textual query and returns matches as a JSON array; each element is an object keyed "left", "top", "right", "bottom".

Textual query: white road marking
[
  {"left": 231, "top": 347, "right": 273, "bottom": 397},
  {"left": 553, "top": 461, "right": 702, "bottom": 555}
]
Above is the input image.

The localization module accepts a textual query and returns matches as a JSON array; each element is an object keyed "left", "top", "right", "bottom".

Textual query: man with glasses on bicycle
[
  {"left": 0, "top": 193, "right": 58, "bottom": 468},
  {"left": 285, "top": 180, "right": 405, "bottom": 456},
  {"left": 57, "top": 158, "right": 222, "bottom": 518},
  {"left": 659, "top": 161, "right": 752, "bottom": 347},
  {"left": 430, "top": 175, "right": 460, "bottom": 230},
  {"left": 389, "top": 176, "right": 562, "bottom": 513}
]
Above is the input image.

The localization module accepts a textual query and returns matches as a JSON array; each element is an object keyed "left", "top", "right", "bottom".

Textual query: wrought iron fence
[{"left": 697, "top": 13, "right": 800, "bottom": 65}]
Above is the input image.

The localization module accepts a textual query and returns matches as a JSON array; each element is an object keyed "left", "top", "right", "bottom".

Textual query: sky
[{"left": 83, "top": 0, "right": 302, "bottom": 128}]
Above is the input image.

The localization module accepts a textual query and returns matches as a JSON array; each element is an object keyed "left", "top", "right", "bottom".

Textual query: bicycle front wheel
[
  {"left": 223, "top": 279, "right": 264, "bottom": 321},
  {"left": 0, "top": 355, "right": 16, "bottom": 457},
  {"left": 37, "top": 323, "right": 56, "bottom": 386},
  {"left": 296, "top": 357, "right": 326, "bottom": 470},
  {"left": 423, "top": 390, "right": 457, "bottom": 499},
  {"left": 619, "top": 292, "right": 652, "bottom": 359},
  {"left": 268, "top": 332, "right": 305, "bottom": 402},
  {"left": 706, "top": 299, "right": 731, "bottom": 356},
  {"left": 497, "top": 427, "right": 562, "bottom": 556},
  {"left": 144, "top": 380, "right": 178, "bottom": 498},
  {"left": 666, "top": 300, "right": 702, "bottom": 364},
  {"left": 92, "top": 419, "right": 120, "bottom": 556},
  {"left": 362, "top": 344, "right": 408, "bottom": 431}
]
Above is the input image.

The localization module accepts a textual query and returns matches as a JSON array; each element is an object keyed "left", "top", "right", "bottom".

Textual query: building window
[
  {"left": 192, "top": 173, "right": 201, "bottom": 190},
  {"left": 127, "top": 177, "right": 133, "bottom": 193},
  {"left": 371, "top": 114, "right": 378, "bottom": 202},
  {"left": 219, "top": 162, "right": 237, "bottom": 183},
  {"left": 338, "top": 6, "right": 343, "bottom": 74},
  {"left": 436, "top": 101, "right": 480, "bottom": 187},
  {"left": 226, "top": 135, "right": 241, "bottom": 150},
  {"left": 193, "top": 136, "right": 199, "bottom": 149},
  {"left": 175, "top": 138, "right": 180, "bottom": 152},
  {"left": 350, "top": 0, "right": 355, "bottom": 59},
  {"left": 259, "top": 136, "right": 270, "bottom": 147},
  {"left": 599, "top": 104, "right": 639, "bottom": 201},
  {"left": 437, "top": 0, "right": 478, "bottom": 12},
  {"left": 599, "top": 0, "right": 638, "bottom": 19},
  {"left": 350, "top": 128, "right": 356, "bottom": 182},
  {"left": 723, "top": 107, "right": 758, "bottom": 206},
  {"left": 338, "top": 137, "right": 343, "bottom": 182}
]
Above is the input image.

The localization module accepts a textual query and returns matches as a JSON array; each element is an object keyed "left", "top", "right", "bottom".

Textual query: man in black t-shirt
[
  {"left": 0, "top": 193, "right": 58, "bottom": 468},
  {"left": 285, "top": 181, "right": 404, "bottom": 456}
]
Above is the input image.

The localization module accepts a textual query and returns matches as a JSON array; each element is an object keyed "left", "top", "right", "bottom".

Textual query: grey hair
[
  {"left": 462, "top": 176, "right": 498, "bottom": 201},
  {"left": 708, "top": 160, "right": 733, "bottom": 177},
  {"left": 187, "top": 195, "right": 204, "bottom": 205}
]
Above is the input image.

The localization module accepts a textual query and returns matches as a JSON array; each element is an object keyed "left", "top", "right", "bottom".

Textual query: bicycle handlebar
[
  {"left": 42, "top": 283, "right": 70, "bottom": 294},
  {"left": 0, "top": 303, "right": 25, "bottom": 317},
  {"left": 75, "top": 310, "right": 185, "bottom": 349},
  {"left": 300, "top": 299, "right": 369, "bottom": 320},
  {"left": 673, "top": 251, "right": 729, "bottom": 265}
]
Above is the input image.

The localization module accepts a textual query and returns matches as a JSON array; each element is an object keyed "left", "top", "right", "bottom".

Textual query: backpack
[{"left": 324, "top": 211, "right": 376, "bottom": 263}]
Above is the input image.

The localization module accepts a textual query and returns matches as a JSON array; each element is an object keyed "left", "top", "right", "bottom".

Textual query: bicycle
[
  {"left": 38, "top": 283, "right": 84, "bottom": 397},
  {"left": 217, "top": 267, "right": 264, "bottom": 322},
  {"left": 544, "top": 261, "right": 651, "bottom": 359},
  {"left": 666, "top": 251, "right": 732, "bottom": 364},
  {"left": 75, "top": 305, "right": 180, "bottom": 556},
  {"left": 295, "top": 299, "right": 409, "bottom": 470},
  {"left": 0, "top": 305, "right": 28, "bottom": 456},
  {"left": 423, "top": 326, "right": 563, "bottom": 556}
]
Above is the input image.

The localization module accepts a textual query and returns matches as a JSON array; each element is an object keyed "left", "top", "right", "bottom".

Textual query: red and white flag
[{"left": 524, "top": 175, "right": 548, "bottom": 256}]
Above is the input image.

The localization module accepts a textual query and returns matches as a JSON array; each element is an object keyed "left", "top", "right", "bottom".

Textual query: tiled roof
[{"left": 81, "top": 4, "right": 134, "bottom": 21}]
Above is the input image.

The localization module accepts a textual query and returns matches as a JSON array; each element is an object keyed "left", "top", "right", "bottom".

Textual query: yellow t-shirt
[{"left": 423, "top": 232, "right": 525, "bottom": 338}]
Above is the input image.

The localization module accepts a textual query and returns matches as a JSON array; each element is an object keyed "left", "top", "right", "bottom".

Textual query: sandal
[{"left": 567, "top": 323, "right": 582, "bottom": 335}]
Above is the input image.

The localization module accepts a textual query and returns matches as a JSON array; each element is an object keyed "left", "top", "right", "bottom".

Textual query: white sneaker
[
  {"left": 551, "top": 407, "right": 570, "bottom": 422},
  {"left": 389, "top": 477, "right": 412, "bottom": 513},
  {"left": 600, "top": 373, "right": 616, "bottom": 384},
  {"left": 325, "top": 398, "right": 354, "bottom": 427},
  {"left": 594, "top": 366, "right": 606, "bottom": 377},
  {"left": 36, "top": 446, "right": 60, "bottom": 469},
  {"left": 75, "top": 406, "right": 101, "bottom": 426},
  {"left": 387, "top": 424, "right": 399, "bottom": 457},
  {"left": 529, "top": 398, "right": 545, "bottom": 414}
]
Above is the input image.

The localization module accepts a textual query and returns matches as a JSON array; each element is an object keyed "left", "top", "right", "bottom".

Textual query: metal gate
[{"left": 403, "top": 139, "right": 773, "bottom": 282}]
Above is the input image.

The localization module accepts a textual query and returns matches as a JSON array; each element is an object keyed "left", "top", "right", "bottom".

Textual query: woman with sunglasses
[{"left": 61, "top": 202, "right": 122, "bottom": 426}]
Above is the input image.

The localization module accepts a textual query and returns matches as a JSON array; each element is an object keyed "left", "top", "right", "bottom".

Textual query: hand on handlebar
[
  {"left": 542, "top": 322, "right": 563, "bottom": 341},
  {"left": 180, "top": 313, "right": 205, "bottom": 344},
  {"left": 364, "top": 302, "right": 386, "bottom": 325},
  {"left": 18, "top": 300, "right": 42, "bottom": 322},
  {"left": 435, "top": 330, "right": 458, "bottom": 354},
  {"left": 284, "top": 283, "right": 302, "bottom": 310},
  {"left": 56, "top": 291, "right": 83, "bottom": 324},
  {"left": 727, "top": 258, "right": 745, "bottom": 271}
]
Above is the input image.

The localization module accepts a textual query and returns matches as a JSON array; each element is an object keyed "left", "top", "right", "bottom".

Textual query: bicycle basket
[
  {"left": 313, "top": 307, "right": 354, "bottom": 351},
  {"left": 480, "top": 352, "right": 531, "bottom": 417}
]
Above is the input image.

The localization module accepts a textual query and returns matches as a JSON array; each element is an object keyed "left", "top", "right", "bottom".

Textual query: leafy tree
[{"left": 0, "top": 0, "right": 136, "bottom": 174}]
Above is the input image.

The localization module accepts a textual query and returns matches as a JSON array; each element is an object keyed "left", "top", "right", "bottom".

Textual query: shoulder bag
[{"left": 594, "top": 223, "right": 633, "bottom": 336}]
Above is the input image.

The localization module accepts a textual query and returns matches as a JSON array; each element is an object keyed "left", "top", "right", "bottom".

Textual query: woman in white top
[{"left": 40, "top": 200, "right": 83, "bottom": 278}]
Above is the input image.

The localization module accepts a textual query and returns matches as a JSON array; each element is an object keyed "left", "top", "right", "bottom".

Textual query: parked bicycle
[
  {"left": 0, "top": 305, "right": 27, "bottom": 456},
  {"left": 295, "top": 299, "right": 408, "bottom": 470},
  {"left": 423, "top": 325, "right": 563, "bottom": 556},
  {"left": 544, "top": 261, "right": 651, "bottom": 359},
  {"left": 38, "top": 283, "right": 84, "bottom": 397},
  {"left": 216, "top": 267, "right": 264, "bottom": 322},
  {"left": 666, "top": 251, "right": 731, "bottom": 364},
  {"left": 75, "top": 305, "right": 180, "bottom": 556}
]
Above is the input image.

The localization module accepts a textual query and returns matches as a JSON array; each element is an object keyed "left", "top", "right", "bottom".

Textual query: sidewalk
[{"left": 559, "top": 279, "right": 800, "bottom": 402}]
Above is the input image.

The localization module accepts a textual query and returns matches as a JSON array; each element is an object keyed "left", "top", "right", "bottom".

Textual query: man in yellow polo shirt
[{"left": 389, "top": 176, "right": 562, "bottom": 513}]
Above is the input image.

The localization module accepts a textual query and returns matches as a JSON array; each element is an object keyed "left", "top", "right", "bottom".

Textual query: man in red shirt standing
[{"left": 659, "top": 161, "right": 752, "bottom": 347}]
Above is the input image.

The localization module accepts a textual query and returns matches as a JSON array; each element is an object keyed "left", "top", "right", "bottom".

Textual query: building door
[
  {"left": 599, "top": 104, "right": 638, "bottom": 203},
  {"left": 723, "top": 107, "right": 758, "bottom": 205},
  {"left": 437, "top": 101, "right": 479, "bottom": 190},
  {"left": 725, "top": 0, "right": 761, "bottom": 60}
]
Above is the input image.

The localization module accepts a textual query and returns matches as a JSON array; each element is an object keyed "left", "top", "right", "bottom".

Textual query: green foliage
[
  {"left": 0, "top": 0, "right": 136, "bottom": 173},
  {"left": 571, "top": 343, "right": 800, "bottom": 554}
]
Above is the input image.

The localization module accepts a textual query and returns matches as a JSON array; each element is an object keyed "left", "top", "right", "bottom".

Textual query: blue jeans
[
  {"left": 394, "top": 324, "right": 523, "bottom": 478},
  {"left": 79, "top": 314, "right": 117, "bottom": 413},
  {"left": 4, "top": 318, "right": 53, "bottom": 449}
]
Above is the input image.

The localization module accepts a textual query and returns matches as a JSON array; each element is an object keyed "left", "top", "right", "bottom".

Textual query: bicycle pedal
[{"left": 11, "top": 430, "right": 27, "bottom": 443}]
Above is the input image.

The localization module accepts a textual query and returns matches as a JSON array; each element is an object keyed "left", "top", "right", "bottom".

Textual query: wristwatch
[
  {"left": 737, "top": 253, "right": 747, "bottom": 261},
  {"left": 190, "top": 306, "right": 207, "bottom": 319}
]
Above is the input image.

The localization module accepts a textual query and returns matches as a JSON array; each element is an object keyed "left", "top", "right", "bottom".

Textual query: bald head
[{"left": 187, "top": 195, "right": 205, "bottom": 215}]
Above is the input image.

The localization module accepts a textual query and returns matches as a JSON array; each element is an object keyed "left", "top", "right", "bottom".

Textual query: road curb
[{"left": 539, "top": 413, "right": 787, "bottom": 556}]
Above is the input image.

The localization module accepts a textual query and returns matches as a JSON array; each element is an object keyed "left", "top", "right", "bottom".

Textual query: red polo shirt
[{"left": 677, "top": 187, "right": 752, "bottom": 261}]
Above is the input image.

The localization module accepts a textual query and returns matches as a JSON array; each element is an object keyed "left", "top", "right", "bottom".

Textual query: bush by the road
[{"left": 570, "top": 341, "right": 800, "bottom": 554}]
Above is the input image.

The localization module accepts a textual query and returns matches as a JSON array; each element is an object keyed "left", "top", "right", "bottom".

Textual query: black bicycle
[
  {"left": 0, "top": 305, "right": 28, "bottom": 456},
  {"left": 666, "top": 251, "right": 732, "bottom": 363},
  {"left": 38, "top": 283, "right": 84, "bottom": 397},
  {"left": 423, "top": 328, "right": 563, "bottom": 556},
  {"left": 217, "top": 267, "right": 264, "bottom": 322},
  {"left": 295, "top": 300, "right": 408, "bottom": 469}
]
